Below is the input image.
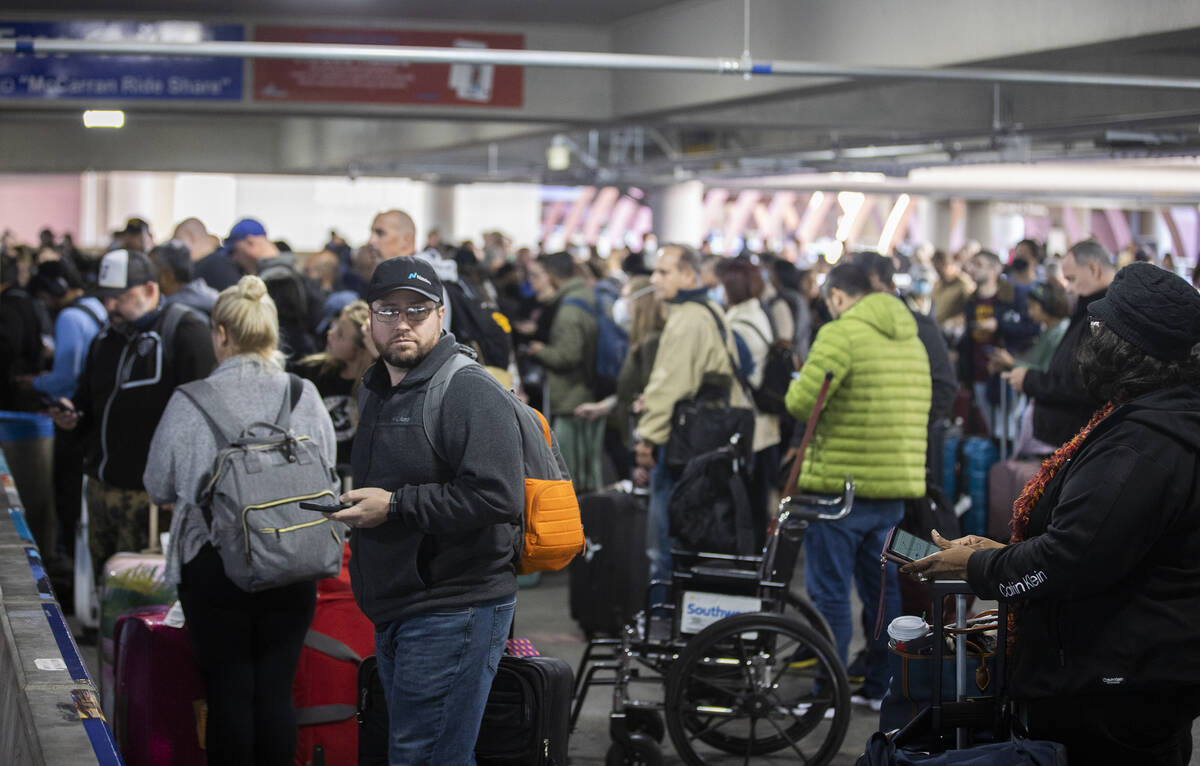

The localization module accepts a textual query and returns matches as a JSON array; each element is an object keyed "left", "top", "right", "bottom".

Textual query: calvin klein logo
[{"left": 998, "top": 570, "right": 1047, "bottom": 598}]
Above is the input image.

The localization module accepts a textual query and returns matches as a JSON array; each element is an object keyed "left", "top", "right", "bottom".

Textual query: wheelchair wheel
[
  {"left": 605, "top": 732, "right": 663, "bottom": 766},
  {"left": 664, "top": 613, "right": 849, "bottom": 765},
  {"left": 626, "top": 708, "right": 666, "bottom": 742},
  {"left": 783, "top": 590, "right": 836, "bottom": 649}
]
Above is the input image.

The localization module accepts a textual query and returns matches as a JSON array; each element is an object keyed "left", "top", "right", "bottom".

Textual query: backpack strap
[
  {"left": 273, "top": 373, "right": 304, "bottom": 432},
  {"left": 158, "top": 301, "right": 199, "bottom": 374},
  {"left": 692, "top": 299, "right": 755, "bottom": 403},
  {"left": 760, "top": 297, "right": 780, "bottom": 340},
  {"left": 561, "top": 296, "right": 597, "bottom": 318},
  {"left": 728, "top": 470, "right": 756, "bottom": 556},
  {"left": 176, "top": 379, "right": 242, "bottom": 450},
  {"left": 67, "top": 298, "right": 106, "bottom": 330},
  {"left": 731, "top": 315, "right": 771, "bottom": 348},
  {"left": 421, "top": 351, "right": 478, "bottom": 463}
]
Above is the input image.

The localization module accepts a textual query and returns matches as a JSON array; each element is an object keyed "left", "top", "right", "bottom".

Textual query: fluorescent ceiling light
[{"left": 83, "top": 110, "right": 124, "bottom": 129}]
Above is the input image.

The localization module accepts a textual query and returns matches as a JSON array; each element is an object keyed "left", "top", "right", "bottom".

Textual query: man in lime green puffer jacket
[{"left": 786, "top": 261, "right": 931, "bottom": 711}]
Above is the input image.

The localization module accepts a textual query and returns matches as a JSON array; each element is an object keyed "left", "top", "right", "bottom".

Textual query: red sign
[{"left": 253, "top": 26, "right": 524, "bottom": 107}]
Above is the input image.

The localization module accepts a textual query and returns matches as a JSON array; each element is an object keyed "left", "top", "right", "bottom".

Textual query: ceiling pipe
[{"left": 6, "top": 38, "right": 1200, "bottom": 91}]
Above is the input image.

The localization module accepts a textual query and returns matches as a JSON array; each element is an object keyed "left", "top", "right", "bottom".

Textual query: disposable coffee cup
[{"left": 887, "top": 615, "right": 931, "bottom": 653}]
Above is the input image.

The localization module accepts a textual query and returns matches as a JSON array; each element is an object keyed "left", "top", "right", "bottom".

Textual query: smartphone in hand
[{"left": 298, "top": 501, "right": 352, "bottom": 513}]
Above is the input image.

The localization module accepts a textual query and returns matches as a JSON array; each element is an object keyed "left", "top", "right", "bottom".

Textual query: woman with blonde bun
[{"left": 145, "top": 275, "right": 337, "bottom": 766}]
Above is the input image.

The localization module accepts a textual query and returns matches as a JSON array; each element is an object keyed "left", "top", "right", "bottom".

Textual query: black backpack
[
  {"left": 445, "top": 281, "right": 513, "bottom": 369},
  {"left": 731, "top": 318, "right": 797, "bottom": 417},
  {"left": 668, "top": 443, "right": 756, "bottom": 556}
]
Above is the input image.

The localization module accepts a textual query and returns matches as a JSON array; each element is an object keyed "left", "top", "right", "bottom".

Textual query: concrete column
[
  {"left": 932, "top": 199, "right": 955, "bottom": 251},
  {"left": 965, "top": 201, "right": 994, "bottom": 253},
  {"left": 650, "top": 179, "right": 705, "bottom": 248},
  {"left": 426, "top": 184, "right": 457, "bottom": 243}
]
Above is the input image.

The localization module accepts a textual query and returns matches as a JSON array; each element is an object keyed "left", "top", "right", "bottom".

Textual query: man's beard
[{"left": 381, "top": 343, "right": 428, "bottom": 370}]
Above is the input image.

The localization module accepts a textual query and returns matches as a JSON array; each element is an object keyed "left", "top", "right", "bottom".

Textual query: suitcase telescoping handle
[
  {"left": 142, "top": 503, "right": 162, "bottom": 555},
  {"left": 781, "top": 370, "right": 834, "bottom": 500}
]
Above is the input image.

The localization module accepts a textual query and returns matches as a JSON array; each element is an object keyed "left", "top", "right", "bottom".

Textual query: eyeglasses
[
  {"left": 372, "top": 305, "right": 435, "bottom": 325},
  {"left": 1089, "top": 317, "right": 1103, "bottom": 335}
]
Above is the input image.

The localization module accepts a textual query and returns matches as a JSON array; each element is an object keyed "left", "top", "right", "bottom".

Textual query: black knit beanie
[{"left": 1088, "top": 262, "right": 1200, "bottom": 361}]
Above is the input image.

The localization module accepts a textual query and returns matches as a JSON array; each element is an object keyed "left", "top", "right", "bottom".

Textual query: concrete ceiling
[
  {"left": 22, "top": 0, "right": 681, "bottom": 26},
  {"left": 6, "top": 0, "right": 1200, "bottom": 191}
]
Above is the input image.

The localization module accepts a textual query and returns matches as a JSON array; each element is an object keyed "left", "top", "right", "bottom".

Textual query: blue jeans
[
  {"left": 647, "top": 445, "right": 676, "bottom": 595},
  {"left": 803, "top": 498, "right": 904, "bottom": 697},
  {"left": 374, "top": 595, "right": 515, "bottom": 765}
]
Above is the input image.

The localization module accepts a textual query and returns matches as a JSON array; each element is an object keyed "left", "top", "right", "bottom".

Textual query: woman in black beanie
[{"left": 906, "top": 262, "right": 1200, "bottom": 765}]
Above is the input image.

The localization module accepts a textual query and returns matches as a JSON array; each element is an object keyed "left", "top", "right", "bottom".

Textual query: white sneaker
[{"left": 850, "top": 689, "right": 884, "bottom": 713}]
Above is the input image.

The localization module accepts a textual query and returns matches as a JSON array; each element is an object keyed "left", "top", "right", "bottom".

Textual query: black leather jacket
[{"left": 1023, "top": 289, "right": 1106, "bottom": 447}]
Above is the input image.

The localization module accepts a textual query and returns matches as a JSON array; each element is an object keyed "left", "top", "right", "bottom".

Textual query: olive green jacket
[
  {"left": 534, "top": 277, "right": 598, "bottom": 416},
  {"left": 785, "top": 292, "right": 931, "bottom": 499}
]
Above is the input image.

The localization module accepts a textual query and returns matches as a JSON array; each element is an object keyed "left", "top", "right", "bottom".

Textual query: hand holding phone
[{"left": 299, "top": 500, "right": 353, "bottom": 513}]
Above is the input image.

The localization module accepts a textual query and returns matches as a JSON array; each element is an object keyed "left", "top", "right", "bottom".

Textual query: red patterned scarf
[
  {"left": 1009, "top": 401, "right": 1116, "bottom": 543},
  {"left": 1005, "top": 400, "right": 1115, "bottom": 648}
]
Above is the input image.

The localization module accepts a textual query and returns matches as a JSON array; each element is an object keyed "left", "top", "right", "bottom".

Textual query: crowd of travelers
[{"left": 1, "top": 211, "right": 1198, "bottom": 765}]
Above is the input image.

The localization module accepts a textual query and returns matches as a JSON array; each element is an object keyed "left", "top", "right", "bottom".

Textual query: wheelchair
[{"left": 572, "top": 476, "right": 856, "bottom": 765}]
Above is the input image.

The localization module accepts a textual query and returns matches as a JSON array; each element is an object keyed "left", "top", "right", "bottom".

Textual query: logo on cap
[{"left": 408, "top": 272, "right": 433, "bottom": 286}]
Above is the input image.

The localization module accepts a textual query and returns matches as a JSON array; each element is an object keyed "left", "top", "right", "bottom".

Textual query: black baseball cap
[
  {"left": 93, "top": 249, "right": 156, "bottom": 298},
  {"left": 365, "top": 257, "right": 443, "bottom": 304}
]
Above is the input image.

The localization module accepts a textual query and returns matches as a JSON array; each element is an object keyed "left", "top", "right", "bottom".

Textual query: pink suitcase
[
  {"left": 113, "top": 605, "right": 207, "bottom": 766},
  {"left": 986, "top": 458, "right": 1041, "bottom": 542},
  {"left": 99, "top": 550, "right": 175, "bottom": 717}
]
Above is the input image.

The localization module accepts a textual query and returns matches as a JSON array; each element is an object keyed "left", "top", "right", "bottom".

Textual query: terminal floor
[{"left": 68, "top": 572, "right": 1200, "bottom": 765}]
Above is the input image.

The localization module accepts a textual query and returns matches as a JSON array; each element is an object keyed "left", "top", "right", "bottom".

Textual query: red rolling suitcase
[
  {"left": 293, "top": 543, "right": 375, "bottom": 766},
  {"left": 112, "top": 605, "right": 207, "bottom": 766}
]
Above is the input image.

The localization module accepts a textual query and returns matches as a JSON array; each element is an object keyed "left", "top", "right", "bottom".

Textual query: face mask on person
[
  {"left": 612, "top": 285, "right": 654, "bottom": 331},
  {"left": 611, "top": 297, "right": 632, "bottom": 330},
  {"left": 707, "top": 285, "right": 726, "bottom": 306}
]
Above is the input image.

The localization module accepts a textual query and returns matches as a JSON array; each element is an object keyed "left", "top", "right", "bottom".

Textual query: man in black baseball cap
[
  {"left": 363, "top": 257, "right": 445, "bottom": 374},
  {"left": 336, "top": 258, "right": 525, "bottom": 764}
]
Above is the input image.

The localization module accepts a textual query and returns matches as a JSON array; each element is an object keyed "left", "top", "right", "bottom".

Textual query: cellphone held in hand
[
  {"left": 298, "top": 501, "right": 352, "bottom": 513},
  {"left": 883, "top": 527, "right": 940, "bottom": 564}
]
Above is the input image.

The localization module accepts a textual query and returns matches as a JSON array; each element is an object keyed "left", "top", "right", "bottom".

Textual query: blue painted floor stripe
[
  {"left": 8, "top": 507, "right": 34, "bottom": 543},
  {"left": 75, "top": 691, "right": 124, "bottom": 766},
  {"left": 25, "top": 547, "right": 55, "bottom": 599},
  {"left": 42, "top": 603, "right": 90, "bottom": 684}
]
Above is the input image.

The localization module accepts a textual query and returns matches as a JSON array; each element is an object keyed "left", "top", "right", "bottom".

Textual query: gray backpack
[{"left": 177, "top": 374, "right": 343, "bottom": 592}]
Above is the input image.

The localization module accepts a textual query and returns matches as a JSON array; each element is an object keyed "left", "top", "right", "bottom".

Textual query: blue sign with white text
[{"left": 0, "top": 21, "right": 244, "bottom": 100}]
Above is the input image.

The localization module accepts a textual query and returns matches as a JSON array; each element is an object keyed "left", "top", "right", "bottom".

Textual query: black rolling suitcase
[
  {"left": 476, "top": 653, "right": 573, "bottom": 765},
  {"left": 356, "top": 650, "right": 574, "bottom": 766},
  {"left": 356, "top": 656, "right": 388, "bottom": 766},
  {"left": 568, "top": 485, "right": 650, "bottom": 636}
]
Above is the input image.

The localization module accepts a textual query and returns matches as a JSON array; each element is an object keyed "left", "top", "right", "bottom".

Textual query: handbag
[
  {"left": 664, "top": 300, "right": 755, "bottom": 477},
  {"left": 664, "top": 382, "right": 754, "bottom": 477}
]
